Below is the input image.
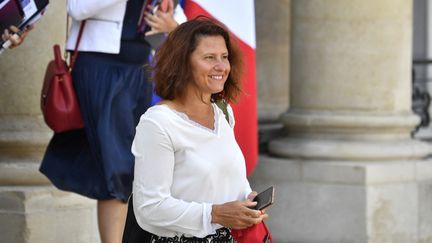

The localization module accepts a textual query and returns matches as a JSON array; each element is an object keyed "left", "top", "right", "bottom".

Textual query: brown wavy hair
[{"left": 152, "top": 17, "right": 243, "bottom": 103}]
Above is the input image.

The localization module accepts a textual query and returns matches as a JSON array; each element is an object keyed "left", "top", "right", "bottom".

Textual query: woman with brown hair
[{"left": 130, "top": 18, "right": 268, "bottom": 242}]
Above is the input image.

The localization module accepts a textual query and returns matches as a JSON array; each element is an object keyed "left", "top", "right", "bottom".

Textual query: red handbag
[
  {"left": 231, "top": 222, "right": 273, "bottom": 243},
  {"left": 41, "top": 21, "right": 85, "bottom": 133}
]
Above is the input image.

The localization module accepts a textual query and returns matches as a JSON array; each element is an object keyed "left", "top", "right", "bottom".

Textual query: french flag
[{"left": 182, "top": 0, "right": 258, "bottom": 175}]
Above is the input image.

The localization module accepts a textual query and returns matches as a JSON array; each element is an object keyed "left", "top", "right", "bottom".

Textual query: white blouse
[{"left": 132, "top": 103, "right": 252, "bottom": 238}]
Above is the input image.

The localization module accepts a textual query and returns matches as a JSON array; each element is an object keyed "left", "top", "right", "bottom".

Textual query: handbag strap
[{"left": 69, "top": 20, "right": 86, "bottom": 70}]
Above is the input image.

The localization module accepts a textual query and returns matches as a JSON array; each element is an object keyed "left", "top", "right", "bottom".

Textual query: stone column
[
  {"left": 0, "top": 1, "right": 98, "bottom": 242},
  {"left": 255, "top": 0, "right": 290, "bottom": 152},
  {"left": 256, "top": 0, "right": 290, "bottom": 122},
  {"left": 415, "top": 0, "right": 432, "bottom": 141},
  {"left": 250, "top": 0, "right": 432, "bottom": 242}
]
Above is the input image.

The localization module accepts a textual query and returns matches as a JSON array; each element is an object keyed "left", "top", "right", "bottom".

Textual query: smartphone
[
  {"left": 253, "top": 186, "right": 275, "bottom": 210},
  {"left": 0, "top": 0, "right": 25, "bottom": 34},
  {"left": 17, "top": 0, "right": 49, "bottom": 30},
  {"left": 138, "top": 0, "right": 168, "bottom": 34}
]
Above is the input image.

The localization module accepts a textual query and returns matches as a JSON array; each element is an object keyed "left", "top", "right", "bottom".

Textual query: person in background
[
  {"left": 131, "top": 18, "right": 268, "bottom": 242},
  {"left": 39, "top": 1, "right": 186, "bottom": 243}
]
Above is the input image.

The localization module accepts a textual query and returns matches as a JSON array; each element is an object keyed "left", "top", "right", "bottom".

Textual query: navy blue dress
[{"left": 40, "top": 0, "right": 152, "bottom": 202}]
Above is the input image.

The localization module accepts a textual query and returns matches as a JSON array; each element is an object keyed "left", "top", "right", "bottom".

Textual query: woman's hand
[
  {"left": 211, "top": 200, "right": 268, "bottom": 229},
  {"left": 144, "top": 0, "right": 178, "bottom": 35},
  {"left": 247, "top": 191, "right": 268, "bottom": 215},
  {"left": 1, "top": 25, "right": 33, "bottom": 49}
]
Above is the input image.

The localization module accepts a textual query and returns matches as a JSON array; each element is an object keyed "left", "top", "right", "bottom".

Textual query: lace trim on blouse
[{"left": 166, "top": 103, "right": 220, "bottom": 134}]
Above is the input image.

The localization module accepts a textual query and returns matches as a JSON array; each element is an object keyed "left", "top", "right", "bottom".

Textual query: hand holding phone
[
  {"left": 137, "top": 0, "right": 177, "bottom": 49},
  {"left": 252, "top": 186, "right": 275, "bottom": 210}
]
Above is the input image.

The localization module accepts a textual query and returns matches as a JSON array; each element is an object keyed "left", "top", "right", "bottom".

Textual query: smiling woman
[
  {"left": 152, "top": 17, "right": 243, "bottom": 103},
  {"left": 190, "top": 35, "right": 231, "bottom": 98},
  {"left": 123, "top": 18, "right": 270, "bottom": 243}
]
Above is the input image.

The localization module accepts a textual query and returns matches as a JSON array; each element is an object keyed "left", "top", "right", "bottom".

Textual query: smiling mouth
[{"left": 209, "top": 75, "right": 223, "bottom": 80}]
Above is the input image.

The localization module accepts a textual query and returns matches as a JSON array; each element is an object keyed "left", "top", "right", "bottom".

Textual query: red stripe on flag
[
  {"left": 232, "top": 41, "right": 258, "bottom": 176},
  {"left": 184, "top": 1, "right": 258, "bottom": 175}
]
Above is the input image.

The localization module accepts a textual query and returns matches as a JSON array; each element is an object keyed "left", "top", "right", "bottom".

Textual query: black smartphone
[{"left": 253, "top": 186, "right": 275, "bottom": 210}]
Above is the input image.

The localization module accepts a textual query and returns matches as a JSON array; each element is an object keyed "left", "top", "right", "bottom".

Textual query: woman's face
[{"left": 189, "top": 35, "right": 231, "bottom": 98}]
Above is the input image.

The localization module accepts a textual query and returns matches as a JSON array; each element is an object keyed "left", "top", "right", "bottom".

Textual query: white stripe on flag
[{"left": 189, "top": 0, "right": 256, "bottom": 49}]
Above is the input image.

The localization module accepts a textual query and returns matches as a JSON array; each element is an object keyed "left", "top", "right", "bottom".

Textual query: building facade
[{"left": 1, "top": 0, "right": 432, "bottom": 242}]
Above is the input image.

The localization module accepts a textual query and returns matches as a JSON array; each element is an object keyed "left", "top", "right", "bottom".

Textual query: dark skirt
[
  {"left": 122, "top": 195, "right": 236, "bottom": 243},
  {"left": 147, "top": 228, "right": 235, "bottom": 243},
  {"left": 40, "top": 50, "right": 152, "bottom": 202},
  {"left": 124, "top": 225, "right": 235, "bottom": 243}
]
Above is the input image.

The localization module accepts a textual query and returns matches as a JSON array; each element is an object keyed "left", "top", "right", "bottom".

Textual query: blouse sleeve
[
  {"left": 67, "top": 0, "right": 127, "bottom": 20},
  {"left": 132, "top": 118, "right": 215, "bottom": 237}
]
